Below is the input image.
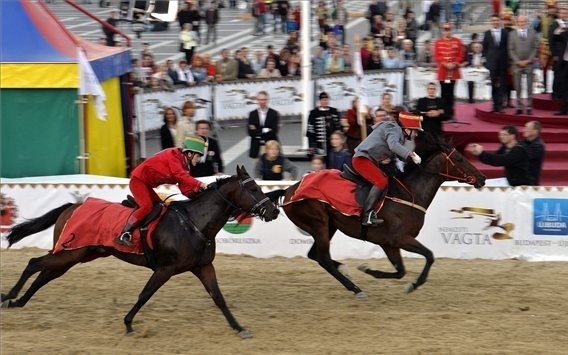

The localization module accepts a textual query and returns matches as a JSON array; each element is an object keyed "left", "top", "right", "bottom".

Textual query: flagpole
[
  {"left": 76, "top": 95, "right": 87, "bottom": 174},
  {"left": 353, "top": 34, "right": 368, "bottom": 140}
]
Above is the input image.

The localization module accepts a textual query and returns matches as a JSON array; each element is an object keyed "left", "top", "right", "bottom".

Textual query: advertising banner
[
  {"left": 3, "top": 179, "right": 566, "bottom": 261},
  {"left": 406, "top": 67, "right": 492, "bottom": 101}
]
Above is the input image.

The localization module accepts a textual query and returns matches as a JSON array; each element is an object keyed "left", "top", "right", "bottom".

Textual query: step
[
  {"left": 533, "top": 94, "right": 562, "bottom": 112},
  {"left": 475, "top": 102, "right": 568, "bottom": 129}
]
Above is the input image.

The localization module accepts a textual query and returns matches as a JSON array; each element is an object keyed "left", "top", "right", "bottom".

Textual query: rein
[
  {"left": 211, "top": 177, "right": 269, "bottom": 218},
  {"left": 384, "top": 148, "right": 475, "bottom": 214}
]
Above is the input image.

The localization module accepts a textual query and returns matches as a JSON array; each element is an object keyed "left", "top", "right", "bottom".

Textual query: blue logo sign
[{"left": 533, "top": 198, "right": 568, "bottom": 236}]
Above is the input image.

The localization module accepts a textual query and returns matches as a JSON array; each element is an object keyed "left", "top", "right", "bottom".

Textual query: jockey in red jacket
[{"left": 116, "top": 136, "right": 208, "bottom": 246}]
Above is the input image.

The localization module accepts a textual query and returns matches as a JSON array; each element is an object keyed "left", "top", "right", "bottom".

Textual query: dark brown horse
[
  {"left": 1, "top": 166, "right": 279, "bottom": 338},
  {"left": 266, "top": 137, "right": 486, "bottom": 298}
]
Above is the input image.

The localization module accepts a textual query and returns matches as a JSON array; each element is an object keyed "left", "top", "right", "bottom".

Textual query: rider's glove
[{"left": 411, "top": 152, "right": 422, "bottom": 165}]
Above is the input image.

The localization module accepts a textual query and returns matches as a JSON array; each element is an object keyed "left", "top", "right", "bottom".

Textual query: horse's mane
[
  {"left": 394, "top": 133, "right": 453, "bottom": 181},
  {"left": 171, "top": 176, "right": 236, "bottom": 206}
]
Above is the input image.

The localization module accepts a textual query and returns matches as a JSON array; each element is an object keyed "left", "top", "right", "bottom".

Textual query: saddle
[
  {"left": 340, "top": 164, "right": 373, "bottom": 208},
  {"left": 121, "top": 195, "right": 163, "bottom": 227}
]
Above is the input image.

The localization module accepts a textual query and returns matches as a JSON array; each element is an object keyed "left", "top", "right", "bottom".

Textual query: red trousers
[
  {"left": 127, "top": 177, "right": 161, "bottom": 226},
  {"left": 352, "top": 156, "right": 388, "bottom": 189}
]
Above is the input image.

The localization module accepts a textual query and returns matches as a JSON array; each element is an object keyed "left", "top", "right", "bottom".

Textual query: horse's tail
[
  {"left": 265, "top": 189, "right": 287, "bottom": 206},
  {"left": 5, "top": 202, "right": 75, "bottom": 248}
]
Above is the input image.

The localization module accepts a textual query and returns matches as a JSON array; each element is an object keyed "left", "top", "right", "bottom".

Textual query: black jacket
[
  {"left": 247, "top": 108, "right": 280, "bottom": 158},
  {"left": 190, "top": 136, "right": 224, "bottom": 177},
  {"left": 482, "top": 28, "right": 509, "bottom": 72},
  {"left": 478, "top": 144, "right": 533, "bottom": 186},
  {"left": 160, "top": 124, "right": 175, "bottom": 149}
]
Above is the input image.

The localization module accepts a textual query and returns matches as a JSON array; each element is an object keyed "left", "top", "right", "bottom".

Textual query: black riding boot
[
  {"left": 115, "top": 224, "right": 133, "bottom": 246},
  {"left": 361, "top": 186, "right": 385, "bottom": 226}
]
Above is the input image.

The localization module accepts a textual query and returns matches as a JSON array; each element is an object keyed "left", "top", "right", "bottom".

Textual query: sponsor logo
[
  {"left": 222, "top": 213, "right": 253, "bottom": 234},
  {"left": 533, "top": 198, "right": 568, "bottom": 236},
  {"left": 449, "top": 207, "right": 514, "bottom": 240},
  {"left": 0, "top": 193, "right": 19, "bottom": 233}
]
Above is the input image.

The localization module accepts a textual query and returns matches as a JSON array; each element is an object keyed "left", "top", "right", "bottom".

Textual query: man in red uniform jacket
[
  {"left": 116, "top": 136, "right": 208, "bottom": 246},
  {"left": 434, "top": 22, "right": 464, "bottom": 120}
]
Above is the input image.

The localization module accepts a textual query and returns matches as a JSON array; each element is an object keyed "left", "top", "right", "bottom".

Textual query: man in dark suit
[
  {"left": 482, "top": 13, "right": 509, "bottom": 112},
  {"left": 191, "top": 120, "right": 224, "bottom": 177},
  {"left": 508, "top": 15, "right": 538, "bottom": 115},
  {"left": 247, "top": 91, "right": 280, "bottom": 162},
  {"left": 552, "top": 7, "right": 568, "bottom": 115}
]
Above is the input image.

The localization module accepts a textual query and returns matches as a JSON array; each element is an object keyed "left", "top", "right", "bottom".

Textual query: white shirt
[{"left": 258, "top": 107, "right": 268, "bottom": 130}]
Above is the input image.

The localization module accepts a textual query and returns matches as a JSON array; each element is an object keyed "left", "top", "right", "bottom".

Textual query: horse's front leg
[
  {"left": 398, "top": 237, "right": 435, "bottom": 293},
  {"left": 123, "top": 266, "right": 175, "bottom": 335},
  {"left": 192, "top": 263, "right": 251, "bottom": 339}
]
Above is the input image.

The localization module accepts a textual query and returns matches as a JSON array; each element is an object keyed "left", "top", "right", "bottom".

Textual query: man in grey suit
[{"left": 508, "top": 15, "right": 538, "bottom": 115}]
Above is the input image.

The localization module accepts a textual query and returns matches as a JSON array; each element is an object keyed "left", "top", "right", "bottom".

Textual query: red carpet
[{"left": 443, "top": 96, "right": 568, "bottom": 186}]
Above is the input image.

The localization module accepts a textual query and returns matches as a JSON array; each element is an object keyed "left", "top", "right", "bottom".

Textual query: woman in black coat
[{"left": 160, "top": 107, "right": 177, "bottom": 149}]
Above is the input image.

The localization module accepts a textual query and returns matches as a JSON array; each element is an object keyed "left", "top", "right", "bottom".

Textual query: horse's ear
[{"left": 241, "top": 166, "right": 249, "bottom": 176}]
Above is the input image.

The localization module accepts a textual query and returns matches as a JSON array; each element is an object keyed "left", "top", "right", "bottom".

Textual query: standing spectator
[
  {"left": 316, "top": 0, "right": 328, "bottom": 34},
  {"left": 179, "top": 23, "right": 199, "bottom": 64},
  {"left": 160, "top": 107, "right": 177, "bottom": 149},
  {"left": 331, "top": 0, "right": 348, "bottom": 45},
  {"left": 465, "top": 42, "right": 485, "bottom": 103},
  {"left": 191, "top": 120, "right": 224, "bottom": 177},
  {"left": 345, "top": 98, "right": 362, "bottom": 153},
  {"left": 307, "top": 92, "right": 342, "bottom": 166},
  {"left": 204, "top": 1, "right": 219, "bottom": 45},
  {"left": 451, "top": 0, "right": 464, "bottom": 31},
  {"left": 102, "top": 10, "right": 119, "bottom": 47},
  {"left": 253, "top": 0, "right": 267, "bottom": 36},
  {"left": 426, "top": 0, "right": 441, "bottom": 39},
  {"left": 247, "top": 91, "right": 280, "bottom": 163},
  {"left": 215, "top": 48, "right": 238, "bottom": 82},
  {"left": 367, "top": 46, "right": 383, "bottom": 70},
  {"left": 277, "top": 0, "right": 289, "bottom": 34},
  {"left": 416, "top": 39, "right": 438, "bottom": 68},
  {"left": 257, "top": 59, "right": 282, "bottom": 78},
  {"left": 187, "top": 2, "right": 202, "bottom": 42},
  {"left": 379, "top": 92, "right": 395, "bottom": 117},
  {"left": 382, "top": 26, "right": 395, "bottom": 48},
  {"left": 367, "top": 0, "right": 383, "bottom": 33},
  {"left": 177, "top": 2, "right": 192, "bottom": 29},
  {"left": 327, "top": 130, "right": 352, "bottom": 171},
  {"left": 521, "top": 121, "right": 546, "bottom": 185},
  {"left": 405, "top": 10, "right": 418, "bottom": 49},
  {"left": 553, "top": 7, "right": 568, "bottom": 115},
  {"left": 550, "top": 7, "right": 568, "bottom": 103},
  {"left": 175, "top": 101, "right": 197, "bottom": 148},
  {"left": 483, "top": 13, "right": 509, "bottom": 112},
  {"left": 371, "top": 15, "right": 385, "bottom": 41},
  {"left": 502, "top": 12, "right": 516, "bottom": 109},
  {"left": 255, "top": 140, "right": 298, "bottom": 181},
  {"left": 536, "top": 3, "right": 557, "bottom": 95},
  {"left": 415, "top": 82, "right": 447, "bottom": 138},
  {"left": 508, "top": 15, "right": 538, "bottom": 115},
  {"left": 434, "top": 22, "right": 465, "bottom": 121},
  {"left": 467, "top": 125, "right": 533, "bottom": 186}
]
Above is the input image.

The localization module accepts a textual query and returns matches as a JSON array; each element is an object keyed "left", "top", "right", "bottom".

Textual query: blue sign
[{"left": 533, "top": 198, "right": 568, "bottom": 236}]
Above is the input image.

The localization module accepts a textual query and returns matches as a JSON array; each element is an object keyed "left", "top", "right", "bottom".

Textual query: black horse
[
  {"left": 266, "top": 137, "right": 486, "bottom": 297},
  {"left": 1, "top": 166, "right": 279, "bottom": 338}
]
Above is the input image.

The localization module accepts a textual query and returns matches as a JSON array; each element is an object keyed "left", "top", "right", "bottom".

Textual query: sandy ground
[{"left": 1, "top": 248, "right": 567, "bottom": 355}]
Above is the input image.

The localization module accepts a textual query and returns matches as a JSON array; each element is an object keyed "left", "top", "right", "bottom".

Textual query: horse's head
[
  {"left": 223, "top": 165, "right": 279, "bottom": 221},
  {"left": 417, "top": 134, "right": 486, "bottom": 188}
]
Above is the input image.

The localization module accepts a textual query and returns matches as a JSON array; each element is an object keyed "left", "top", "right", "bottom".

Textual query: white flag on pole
[
  {"left": 353, "top": 50, "right": 368, "bottom": 125},
  {"left": 78, "top": 47, "right": 107, "bottom": 121}
]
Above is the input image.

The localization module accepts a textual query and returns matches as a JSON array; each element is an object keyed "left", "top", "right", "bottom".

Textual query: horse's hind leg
[
  {"left": 358, "top": 246, "right": 407, "bottom": 280},
  {"left": 1, "top": 255, "right": 46, "bottom": 302},
  {"left": 2, "top": 251, "right": 83, "bottom": 308},
  {"left": 192, "top": 263, "right": 250, "bottom": 338},
  {"left": 306, "top": 228, "right": 366, "bottom": 299}
]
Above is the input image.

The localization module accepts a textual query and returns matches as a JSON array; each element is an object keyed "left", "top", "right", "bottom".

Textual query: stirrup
[
  {"left": 362, "top": 213, "right": 384, "bottom": 226},
  {"left": 116, "top": 232, "right": 133, "bottom": 246}
]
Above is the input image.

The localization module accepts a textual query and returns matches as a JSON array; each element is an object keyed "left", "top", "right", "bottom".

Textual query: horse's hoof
[
  {"left": 355, "top": 291, "right": 368, "bottom": 300},
  {"left": 1, "top": 300, "right": 12, "bottom": 308},
  {"left": 405, "top": 283, "right": 415, "bottom": 294},
  {"left": 357, "top": 264, "right": 370, "bottom": 273},
  {"left": 238, "top": 329, "right": 253, "bottom": 339},
  {"left": 125, "top": 330, "right": 136, "bottom": 337}
]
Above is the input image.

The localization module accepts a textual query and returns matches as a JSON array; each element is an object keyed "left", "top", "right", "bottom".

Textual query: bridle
[
  {"left": 212, "top": 176, "right": 271, "bottom": 220},
  {"left": 422, "top": 148, "right": 478, "bottom": 185}
]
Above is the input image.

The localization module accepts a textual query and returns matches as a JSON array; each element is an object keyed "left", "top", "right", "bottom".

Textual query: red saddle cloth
[
  {"left": 52, "top": 197, "right": 165, "bottom": 256},
  {"left": 284, "top": 170, "right": 362, "bottom": 217}
]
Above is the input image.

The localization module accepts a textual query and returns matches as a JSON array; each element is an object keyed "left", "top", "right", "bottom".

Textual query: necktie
[{"left": 521, "top": 30, "right": 526, "bottom": 40}]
